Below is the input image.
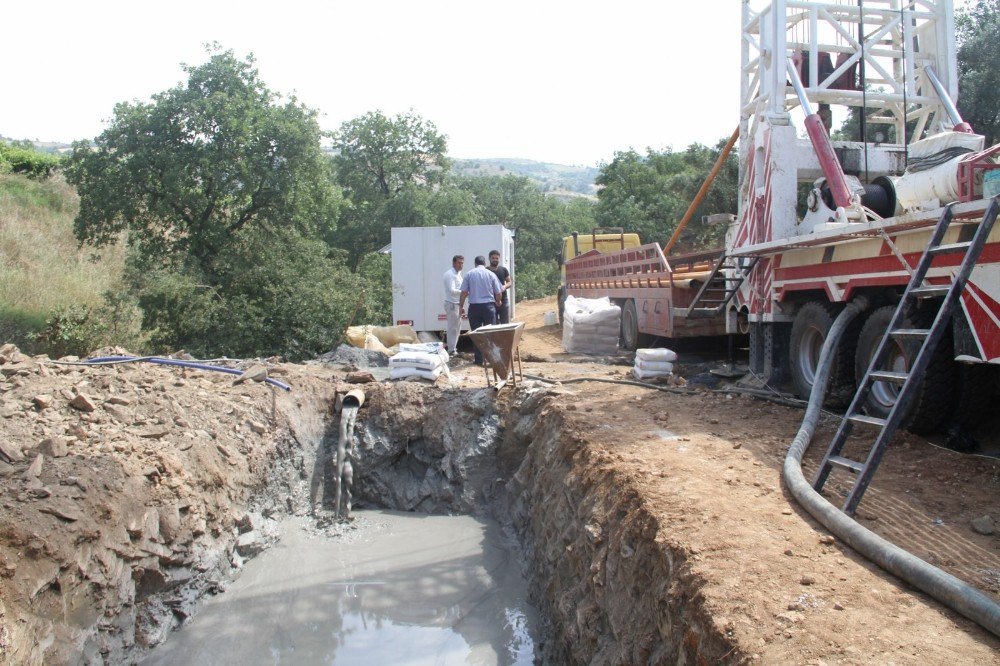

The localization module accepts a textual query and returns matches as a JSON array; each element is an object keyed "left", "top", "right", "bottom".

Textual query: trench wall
[{"left": 352, "top": 383, "right": 739, "bottom": 664}]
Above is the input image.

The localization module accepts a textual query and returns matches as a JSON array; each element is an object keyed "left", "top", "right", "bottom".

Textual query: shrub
[
  {"left": 32, "top": 290, "right": 146, "bottom": 358},
  {"left": 0, "top": 143, "right": 62, "bottom": 179}
]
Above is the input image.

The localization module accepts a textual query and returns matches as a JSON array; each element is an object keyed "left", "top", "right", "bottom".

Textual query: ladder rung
[
  {"left": 868, "top": 370, "right": 908, "bottom": 384},
  {"left": 890, "top": 328, "right": 930, "bottom": 339},
  {"left": 928, "top": 241, "right": 972, "bottom": 255},
  {"left": 910, "top": 285, "right": 950, "bottom": 298},
  {"left": 828, "top": 455, "right": 864, "bottom": 473},
  {"left": 849, "top": 414, "right": 887, "bottom": 427}
]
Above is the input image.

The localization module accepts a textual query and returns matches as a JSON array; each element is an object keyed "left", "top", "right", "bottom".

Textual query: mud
[{"left": 145, "top": 510, "right": 537, "bottom": 665}]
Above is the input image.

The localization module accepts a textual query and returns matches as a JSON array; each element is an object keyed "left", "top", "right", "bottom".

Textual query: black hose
[{"left": 783, "top": 296, "right": 1000, "bottom": 638}]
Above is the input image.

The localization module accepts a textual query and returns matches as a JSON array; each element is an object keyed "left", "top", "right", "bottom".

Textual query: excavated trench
[{"left": 140, "top": 380, "right": 734, "bottom": 664}]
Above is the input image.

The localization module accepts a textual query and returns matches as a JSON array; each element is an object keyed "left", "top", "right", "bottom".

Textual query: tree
[
  {"left": 594, "top": 140, "right": 737, "bottom": 253},
  {"left": 66, "top": 48, "right": 340, "bottom": 273},
  {"left": 329, "top": 111, "right": 450, "bottom": 264},
  {"left": 956, "top": 0, "right": 1000, "bottom": 145}
]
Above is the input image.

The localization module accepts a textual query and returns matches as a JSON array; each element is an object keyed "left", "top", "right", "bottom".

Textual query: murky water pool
[{"left": 145, "top": 510, "right": 537, "bottom": 665}]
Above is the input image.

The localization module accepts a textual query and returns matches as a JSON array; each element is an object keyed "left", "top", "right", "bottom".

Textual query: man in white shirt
[{"left": 442, "top": 255, "right": 465, "bottom": 355}]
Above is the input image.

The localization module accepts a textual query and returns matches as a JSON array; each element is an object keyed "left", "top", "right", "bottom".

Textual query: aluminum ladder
[
  {"left": 686, "top": 253, "right": 759, "bottom": 318},
  {"left": 813, "top": 198, "right": 1000, "bottom": 515}
]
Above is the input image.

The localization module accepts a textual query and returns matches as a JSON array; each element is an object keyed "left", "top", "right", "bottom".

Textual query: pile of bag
[
  {"left": 389, "top": 342, "right": 451, "bottom": 381},
  {"left": 632, "top": 347, "right": 677, "bottom": 380},
  {"left": 562, "top": 296, "right": 621, "bottom": 355}
]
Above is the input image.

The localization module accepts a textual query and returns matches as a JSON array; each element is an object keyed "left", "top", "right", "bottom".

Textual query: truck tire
[
  {"left": 620, "top": 300, "right": 640, "bottom": 351},
  {"left": 949, "top": 362, "right": 997, "bottom": 433},
  {"left": 789, "top": 301, "right": 859, "bottom": 406},
  {"left": 854, "top": 305, "right": 954, "bottom": 434}
]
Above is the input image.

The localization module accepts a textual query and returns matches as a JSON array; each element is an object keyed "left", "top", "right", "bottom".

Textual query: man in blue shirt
[{"left": 459, "top": 256, "right": 503, "bottom": 365}]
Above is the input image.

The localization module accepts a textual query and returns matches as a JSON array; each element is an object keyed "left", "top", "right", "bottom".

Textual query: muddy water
[{"left": 145, "top": 510, "right": 537, "bottom": 665}]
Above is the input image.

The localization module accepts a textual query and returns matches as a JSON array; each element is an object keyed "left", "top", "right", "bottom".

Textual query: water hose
[
  {"left": 784, "top": 296, "right": 1000, "bottom": 638},
  {"left": 76, "top": 355, "right": 292, "bottom": 391}
]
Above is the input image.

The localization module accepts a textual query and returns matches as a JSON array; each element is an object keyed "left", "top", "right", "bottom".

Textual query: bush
[
  {"left": 130, "top": 229, "right": 383, "bottom": 361},
  {"left": 514, "top": 262, "right": 560, "bottom": 302},
  {"left": 32, "top": 290, "right": 146, "bottom": 358},
  {"left": 0, "top": 143, "right": 62, "bottom": 179}
]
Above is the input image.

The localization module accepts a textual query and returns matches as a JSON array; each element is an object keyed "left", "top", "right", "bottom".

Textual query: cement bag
[
  {"left": 389, "top": 351, "right": 443, "bottom": 371},
  {"left": 636, "top": 348, "right": 678, "bottom": 362},
  {"left": 397, "top": 342, "right": 449, "bottom": 365},
  {"left": 345, "top": 324, "right": 420, "bottom": 350},
  {"left": 389, "top": 366, "right": 443, "bottom": 381},
  {"left": 635, "top": 359, "right": 674, "bottom": 373},
  {"left": 633, "top": 366, "right": 672, "bottom": 380}
]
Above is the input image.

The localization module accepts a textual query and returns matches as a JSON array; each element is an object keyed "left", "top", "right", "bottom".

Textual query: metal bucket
[{"left": 467, "top": 322, "right": 525, "bottom": 385}]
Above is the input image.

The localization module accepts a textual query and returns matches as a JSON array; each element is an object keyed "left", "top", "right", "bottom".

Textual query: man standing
[
  {"left": 487, "top": 250, "right": 512, "bottom": 324},
  {"left": 442, "top": 255, "right": 464, "bottom": 356},
  {"left": 459, "top": 256, "right": 503, "bottom": 365}
]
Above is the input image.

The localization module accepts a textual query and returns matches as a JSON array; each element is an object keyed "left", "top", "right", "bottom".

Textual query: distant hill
[{"left": 451, "top": 158, "right": 599, "bottom": 199}]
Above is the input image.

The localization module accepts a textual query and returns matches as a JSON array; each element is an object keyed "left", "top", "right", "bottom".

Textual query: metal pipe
[
  {"left": 786, "top": 59, "right": 853, "bottom": 209},
  {"left": 924, "top": 65, "right": 973, "bottom": 133},
  {"left": 663, "top": 126, "right": 740, "bottom": 255}
]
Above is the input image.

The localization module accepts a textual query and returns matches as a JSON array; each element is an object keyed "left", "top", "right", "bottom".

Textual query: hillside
[
  {"left": 451, "top": 157, "right": 599, "bottom": 198},
  {"left": 0, "top": 173, "right": 125, "bottom": 348}
]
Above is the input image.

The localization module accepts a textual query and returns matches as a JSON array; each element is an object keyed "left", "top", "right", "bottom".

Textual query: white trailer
[{"left": 390, "top": 225, "right": 515, "bottom": 334}]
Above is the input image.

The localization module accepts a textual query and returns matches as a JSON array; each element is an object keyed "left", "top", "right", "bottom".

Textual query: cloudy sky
[{"left": 7, "top": 1, "right": 743, "bottom": 165}]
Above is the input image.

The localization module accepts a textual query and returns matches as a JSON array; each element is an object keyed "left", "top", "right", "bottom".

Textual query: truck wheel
[
  {"left": 854, "top": 305, "right": 954, "bottom": 434},
  {"left": 620, "top": 300, "right": 640, "bottom": 351},
  {"left": 789, "top": 301, "right": 859, "bottom": 407},
  {"left": 948, "top": 362, "right": 997, "bottom": 433}
]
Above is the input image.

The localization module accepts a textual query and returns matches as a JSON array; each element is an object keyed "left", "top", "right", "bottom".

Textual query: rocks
[
  {"left": 40, "top": 436, "right": 71, "bottom": 458},
  {"left": 40, "top": 503, "right": 82, "bottom": 522},
  {"left": 970, "top": 515, "right": 995, "bottom": 536},
  {"left": 346, "top": 371, "right": 376, "bottom": 384},
  {"left": 819, "top": 535, "right": 836, "bottom": 545},
  {"left": 70, "top": 393, "right": 98, "bottom": 412},
  {"left": 799, "top": 575, "right": 816, "bottom": 586},
  {"left": 246, "top": 420, "right": 268, "bottom": 435},
  {"left": 139, "top": 425, "right": 172, "bottom": 440},
  {"left": 26, "top": 454, "right": 44, "bottom": 478},
  {"left": 106, "top": 395, "right": 133, "bottom": 406},
  {"left": 32, "top": 395, "right": 54, "bottom": 410},
  {"left": 233, "top": 365, "right": 268, "bottom": 385},
  {"left": 0, "top": 440, "right": 25, "bottom": 463},
  {"left": 235, "top": 531, "right": 264, "bottom": 557}
]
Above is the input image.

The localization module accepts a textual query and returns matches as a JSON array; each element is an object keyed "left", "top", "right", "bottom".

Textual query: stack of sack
[
  {"left": 633, "top": 347, "right": 677, "bottom": 380},
  {"left": 389, "top": 342, "right": 451, "bottom": 381},
  {"left": 562, "top": 295, "right": 622, "bottom": 355}
]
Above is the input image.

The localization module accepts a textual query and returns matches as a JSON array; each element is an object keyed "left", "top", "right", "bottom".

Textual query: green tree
[
  {"left": 956, "top": 0, "right": 1000, "bottom": 145},
  {"left": 594, "top": 139, "right": 737, "bottom": 253},
  {"left": 330, "top": 111, "right": 450, "bottom": 264},
  {"left": 66, "top": 48, "right": 340, "bottom": 273}
]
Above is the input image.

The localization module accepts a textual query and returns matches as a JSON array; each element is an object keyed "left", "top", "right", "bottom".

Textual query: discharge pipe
[
  {"left": 783, "top": 296, "right": 1000, "bottom": 637},
  {"left": 786, "top": 59, "right": 853, "bottom": 209}
]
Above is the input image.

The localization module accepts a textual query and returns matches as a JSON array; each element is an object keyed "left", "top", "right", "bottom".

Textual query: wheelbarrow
[{"left": 466, "top": 322, "right": 525, "bottom": 391}]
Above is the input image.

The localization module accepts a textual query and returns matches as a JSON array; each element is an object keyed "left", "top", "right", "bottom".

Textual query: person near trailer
[
  {"left": 487, "top": 249, "right": 512, "bottom": 324},
  {"left": 442, "top": 255, "right": 465, "bottom": 356},
  {"left": 459, "top": 256, "right": 503, "bottom": 365}
]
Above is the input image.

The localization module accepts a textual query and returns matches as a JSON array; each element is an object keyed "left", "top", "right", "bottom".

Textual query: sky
[{"left": 5, "top": 1, "right": 741, "bottom": 166}]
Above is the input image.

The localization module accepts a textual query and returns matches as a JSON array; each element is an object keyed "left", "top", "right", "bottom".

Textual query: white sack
[{"left": 636, "top": 348, "right": 678, "bottom": 362}]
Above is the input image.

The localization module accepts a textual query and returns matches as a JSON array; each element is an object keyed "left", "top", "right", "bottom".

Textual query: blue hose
[{"left": 84, "top": 356, "right": 291, "bottom": 391}]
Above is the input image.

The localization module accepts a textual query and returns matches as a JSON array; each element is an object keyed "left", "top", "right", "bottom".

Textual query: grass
[{"left": 0, "top": 173, "right": 125, "bottom": 348}]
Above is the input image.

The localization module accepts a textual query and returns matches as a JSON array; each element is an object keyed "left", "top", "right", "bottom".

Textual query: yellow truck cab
[{"left": 558, "top": 228, "right": 641, "bottom": 322}]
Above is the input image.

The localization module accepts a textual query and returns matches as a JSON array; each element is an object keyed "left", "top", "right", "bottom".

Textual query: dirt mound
[{"left": 0, "top": 347, "right": 339, "bottom": 663}]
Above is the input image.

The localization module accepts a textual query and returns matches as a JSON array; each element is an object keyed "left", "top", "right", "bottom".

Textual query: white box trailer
[{"left": 391, "top": 225, "right": 515, "bottom": 333}]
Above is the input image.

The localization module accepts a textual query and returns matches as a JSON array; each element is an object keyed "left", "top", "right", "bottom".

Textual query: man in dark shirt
[{"left": 487, "top": 250, "right": 512, "bottom": 324}]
